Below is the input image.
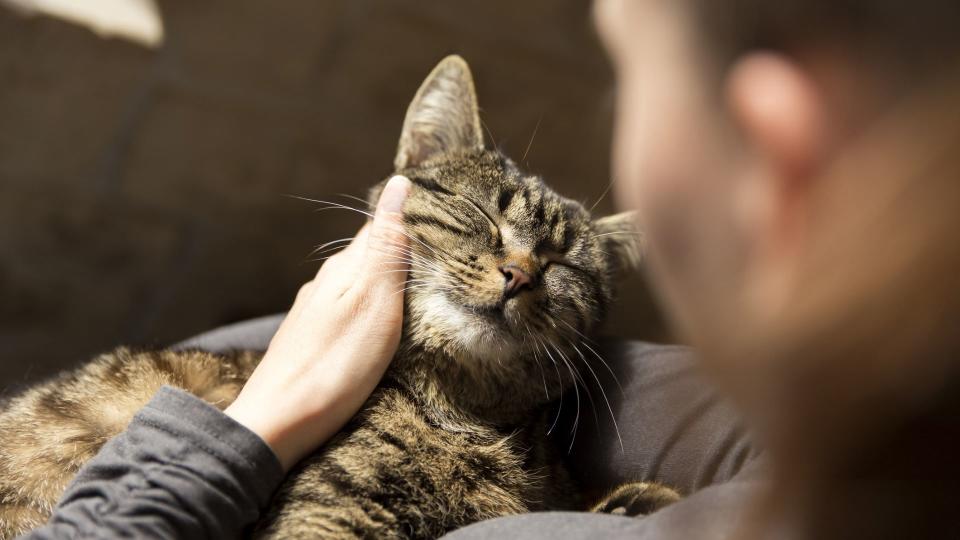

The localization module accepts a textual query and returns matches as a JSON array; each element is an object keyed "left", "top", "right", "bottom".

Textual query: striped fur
[{"left": 0, "top": 56, "right": 646, "bottom": 538}]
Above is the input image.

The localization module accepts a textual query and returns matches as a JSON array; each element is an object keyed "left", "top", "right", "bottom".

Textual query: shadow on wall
[{"left": 0, "top": 0, "right": 668, "bottom": 390}]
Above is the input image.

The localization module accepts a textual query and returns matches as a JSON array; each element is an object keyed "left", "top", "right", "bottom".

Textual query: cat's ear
[
  {"left": 593, "top": 212, "right": 643, "bottom": 275},
  {"left": 395, "top": 55, "right": 484, "bottom": 170}
]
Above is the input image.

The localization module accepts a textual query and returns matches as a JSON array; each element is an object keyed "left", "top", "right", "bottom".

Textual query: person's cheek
[
  {"left": 611, "top": 66, "right": 719, "bottom": 329},
  {"left": 612, "top": 71, "right": 652, "bottom": 215},
  {"left": 612, "top": 70, "right": 690, "bottom": 243}
]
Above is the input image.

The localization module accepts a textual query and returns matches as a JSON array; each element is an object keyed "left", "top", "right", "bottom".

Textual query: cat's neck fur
[{"left": 385, "top": 337, "right": 569, "bottom": 432}]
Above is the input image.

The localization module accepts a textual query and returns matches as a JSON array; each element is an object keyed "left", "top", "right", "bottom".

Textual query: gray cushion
[{"left": 173, "top": 314, "right": 284, "bottom": 352}]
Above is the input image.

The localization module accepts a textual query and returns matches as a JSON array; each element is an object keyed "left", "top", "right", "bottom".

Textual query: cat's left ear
[
  {"left": 395, "top": 55, "right": 485, "bottom": 170},
  {"left": 593, "top": 212, "right": 643, "bottom": 274}
]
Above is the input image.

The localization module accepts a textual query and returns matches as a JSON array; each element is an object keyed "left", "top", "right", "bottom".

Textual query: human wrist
[
  {"left": 225, "top": 381, "right": 353, "bottom": 471},
  {"left": 225, "top": 396, "right": 310, "bottom": 471}
]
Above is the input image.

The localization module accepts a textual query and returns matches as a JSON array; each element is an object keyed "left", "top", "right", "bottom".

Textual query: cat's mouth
[
  {"left": 466, "top": 301, "right": 506, "bottom": 320},
  {"left": 462, "top": 295, "right": 533, "bottom": 328}
]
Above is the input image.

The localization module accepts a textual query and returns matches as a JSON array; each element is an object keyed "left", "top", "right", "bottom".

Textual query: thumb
[{"left": 364, "top": 175, "right": 412, "bottom": 284}]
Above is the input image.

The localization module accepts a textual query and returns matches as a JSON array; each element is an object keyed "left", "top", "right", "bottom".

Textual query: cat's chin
[{"left": 410, "top": 292, "right": 525, "bottom": 362}]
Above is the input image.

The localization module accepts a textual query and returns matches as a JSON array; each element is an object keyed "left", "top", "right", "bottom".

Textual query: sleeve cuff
[{"left": 140, "top": 385, "right": 285, "bottom": 509}]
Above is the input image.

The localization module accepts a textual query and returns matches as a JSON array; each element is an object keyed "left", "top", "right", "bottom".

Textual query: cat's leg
[
  {"left": 0, "top": 347, "right": 260, "bottom": 538},
  {"left": 590, "top": 481, "right": 682, "bottom": 517}
]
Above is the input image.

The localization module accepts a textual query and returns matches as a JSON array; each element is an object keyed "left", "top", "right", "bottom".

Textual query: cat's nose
[{"left": 499, "top": 264, "right": 534, "bottom": 299}]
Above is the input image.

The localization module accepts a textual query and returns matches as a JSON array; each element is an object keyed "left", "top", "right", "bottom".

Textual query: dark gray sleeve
[{"left": 21, "top": 386, "right": 285, "bottom": 540}]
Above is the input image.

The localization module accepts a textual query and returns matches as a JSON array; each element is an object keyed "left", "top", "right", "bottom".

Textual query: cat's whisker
[
  {"left": 564, "top": 337, "right": 625, "bottom": 454},
  {"left": 552, "top": 343, "right": 600, "bottom": 432},
  {"left": 540, "top": 340, "right": 580, "bottom": 451},
  {"left": 377, "top": 250, "right": 426, "bottom": 264},
  {"left": 376, "top": 251, "right": 447, "bottom": 273},
  {"left": 480, "top": 118, "right": 499, "bottom": 150},
  {"left": 377, "top": 259, "right": 442, "bottom": 275},
  {"left": 285, "top": 195, "right": 453, "bottom": 263},
  {"left": 378, "top": 244, "right": 417, "bottom": 256},
  {"left": 590, "top": 231, "right": 640, "bottom": 239},
  {"left": 391, "top": 285, "right": 428, "bottom": 297},
  {"left": 370, "top": 233, "right": 448, "bottom": 263},
  {"left": 385, "top": 254, "right": 445, "bottom": 272},
  {"left": 335, "top": 192, "right": 374, "bottom": 211},
  {"left": 397, "top": 278, "right": 434, "bottom": 287},
  {"left": 373, "top": 269, "right": 421, "bottom": 277},
  {"left": 577, "top": 340, "right": 625, "bottom": 396},
  {"left": 521, "top": 321, "right": 551, "bottom": 403},
  {"left": 556, "top": 318, "right": 625, "bottom": 396},
  {"left": 589, "top": 177, "right": 616, "bottom": 213},
  {"left": 308, "top": 243, "right": 352, "bottom": 260},
  {"left": 521, "top": 114, "right": 543, "bottom": 164},
  {"left": 306, "top": 237, "right": 356, "bottom": 258},
  {"left": 390, "top": 279, "right": 457, "bottom": 298},
  {"left": 532, "top": 334, "right": 565, "bottom": 437},
  {"left": 378, "top": 239, "right": 436, "bottom": 258},
  {"left": 294, "top": 198, "right": 375, "bottom": 219},
  {"left": 306, "top": 254, "right": 344, "bottom": 263}
]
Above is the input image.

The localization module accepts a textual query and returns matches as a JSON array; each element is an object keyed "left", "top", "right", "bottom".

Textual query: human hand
[{"left": 225, "top": 175, "right": 412, "bottom": 470}]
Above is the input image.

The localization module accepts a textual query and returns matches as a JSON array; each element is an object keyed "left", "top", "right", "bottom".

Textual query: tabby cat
[{"left": 0, "top": 56, "right": 677, "bottom": 539}]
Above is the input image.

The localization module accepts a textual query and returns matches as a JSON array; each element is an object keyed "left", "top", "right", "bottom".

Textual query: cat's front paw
[{"left": 590, "top": 481, "right": 681, "bottom": 517}]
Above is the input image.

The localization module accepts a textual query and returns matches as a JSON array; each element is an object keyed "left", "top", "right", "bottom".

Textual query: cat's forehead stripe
[
  {"left": 409, "top": 176, "right": 455, "bottom": 197},
  {"left": 497, "top": 188, "right": 515, "bottom": 213},
  {"left": 405, "top": 211, "right": 471, "bottom": 236}
]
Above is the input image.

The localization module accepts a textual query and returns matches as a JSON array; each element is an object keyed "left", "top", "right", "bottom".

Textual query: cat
[{"left": 0, "top": 55, "right": 678, "bottom": 539}]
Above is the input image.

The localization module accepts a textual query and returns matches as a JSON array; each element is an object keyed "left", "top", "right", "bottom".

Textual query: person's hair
[
  {"left": 689, "top": 2, "right": 960, "bottom": 80},
  {"left": 684, "top": 2, "right": 960, "bottom": 538}
]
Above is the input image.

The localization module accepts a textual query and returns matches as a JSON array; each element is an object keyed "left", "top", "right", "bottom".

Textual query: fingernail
[{"left": 379, "top": 175, "right": 411, "bottom": 214}]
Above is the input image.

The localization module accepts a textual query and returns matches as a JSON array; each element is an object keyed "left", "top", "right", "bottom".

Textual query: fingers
[
  {"left": 288, "top": 175, "right": 410, "bottom": 330},
  {"left": 363, "top": 175, "right": 412, "bottom": 288}
]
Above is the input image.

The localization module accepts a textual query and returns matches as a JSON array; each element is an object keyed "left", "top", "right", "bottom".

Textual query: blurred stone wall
[{"left": 0, "top": 0, "right": 667, "bottom": 390}]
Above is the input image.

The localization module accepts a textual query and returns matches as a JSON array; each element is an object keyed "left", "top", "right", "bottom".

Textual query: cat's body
[
  {"left": 0, "top": 346, "right": 574, "bottom": 538},
  {"left": 0, "top": 349, "right": 260, "bottom": 536},
  {"left": 260, "top": 380, "right": 576, "bottom": 537},
  {"left": 0, "top": 56, "right": 676, "bottom": 539}
]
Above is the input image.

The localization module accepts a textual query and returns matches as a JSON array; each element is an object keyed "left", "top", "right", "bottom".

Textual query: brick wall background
[{"left": 0, "top": 0, "right": 668, "bottom": 391}]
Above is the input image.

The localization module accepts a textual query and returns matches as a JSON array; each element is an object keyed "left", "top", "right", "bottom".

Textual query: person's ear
[
  {"left": 726, "top": 52, "right": 827, "bottom": 183},
  {"left": 725, "top": 51, "right": 830, "bottom": 260},
  {"left": 725, "top": 52, "right": 829, "bottom": 313}
]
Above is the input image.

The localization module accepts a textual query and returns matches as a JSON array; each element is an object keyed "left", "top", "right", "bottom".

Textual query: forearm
[{"left": 23, "top": 386, "right": 284, "bottom": 539}]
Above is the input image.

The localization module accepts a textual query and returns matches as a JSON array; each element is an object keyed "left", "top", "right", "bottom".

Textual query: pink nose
[{"left": 499, "top": 264, "right": 534, "bottom": 299}]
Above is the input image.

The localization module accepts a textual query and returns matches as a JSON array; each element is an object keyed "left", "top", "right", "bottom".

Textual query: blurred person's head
[{"left": 595, "top": 0, "right": 960, "bottom": 537}]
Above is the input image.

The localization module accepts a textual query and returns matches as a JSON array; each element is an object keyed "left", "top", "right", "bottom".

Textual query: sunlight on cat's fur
[{"left": 0, "top": 56, "right": 675, "bottom": 539}]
